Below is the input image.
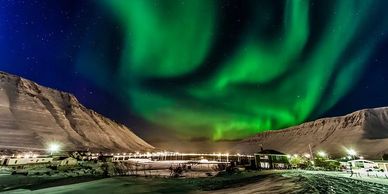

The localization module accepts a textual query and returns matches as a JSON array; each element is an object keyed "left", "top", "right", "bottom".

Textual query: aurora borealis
[{"left": 1, "top": 0, "right": 388, "bottom": 149}]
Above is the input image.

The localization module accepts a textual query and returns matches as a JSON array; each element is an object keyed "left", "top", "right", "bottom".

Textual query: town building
[{"left": 254, "top": 149, "right": 290, "bottom": 169}]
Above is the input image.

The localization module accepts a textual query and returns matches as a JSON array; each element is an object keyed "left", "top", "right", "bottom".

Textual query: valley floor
[{"left": 2, "top": 170, "right": 388, "bottom": 194}]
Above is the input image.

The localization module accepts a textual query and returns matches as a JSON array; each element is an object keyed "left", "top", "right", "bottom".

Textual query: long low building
[{"left": 1, "top": 157, "right": 53, "bottom": 166}]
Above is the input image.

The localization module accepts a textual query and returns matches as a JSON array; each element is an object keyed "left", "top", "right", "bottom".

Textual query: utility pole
[{"left": 309, "top": 144, "right": 314, "bottom": 160}]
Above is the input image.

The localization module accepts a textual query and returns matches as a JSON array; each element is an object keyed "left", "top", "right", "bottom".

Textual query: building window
[{"left": 260, "top": 162, "right": 270, "bottom": 168}]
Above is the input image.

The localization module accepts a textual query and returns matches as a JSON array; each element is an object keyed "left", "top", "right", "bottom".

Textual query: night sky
[{"left": 1, "top": 0, "right": 387, "bottom": 150}]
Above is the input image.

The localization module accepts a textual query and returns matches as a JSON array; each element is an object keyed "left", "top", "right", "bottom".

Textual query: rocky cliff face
[
  {"left": 0, "top": 71, "right": 154, "bottom": 152},
  {"left": 236, "top": 107, "right": 388, "bottom": 159}
]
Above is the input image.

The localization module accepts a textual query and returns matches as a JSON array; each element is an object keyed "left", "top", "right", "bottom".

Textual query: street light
[
  {"left": 47, "top": 142, "right": 61, "bottom": 155},
  {"left": 347, "top": 149, "right": 356, "bottom": 156},
  {"left": 317, "top": 151, "right": 327, "bottom": 158},
  {"left": 346, "top": 148, "right": 357, "bottom": 159}
]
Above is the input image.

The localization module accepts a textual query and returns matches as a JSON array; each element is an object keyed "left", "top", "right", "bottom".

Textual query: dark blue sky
[{"left": 0, "top": 0, "right": 387, "bottom": 143}]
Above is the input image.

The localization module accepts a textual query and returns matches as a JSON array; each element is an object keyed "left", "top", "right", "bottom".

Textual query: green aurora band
[{"left": 102, "top": 0, "right": 388, "bottom": 141}]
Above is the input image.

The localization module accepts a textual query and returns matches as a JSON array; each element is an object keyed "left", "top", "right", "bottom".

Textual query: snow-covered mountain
[
  {"left": 236, "top": 107, "right": 388, "bottom": 159},
  {"left": 0, "top": 71, "right": 154, "bottom": 152}
]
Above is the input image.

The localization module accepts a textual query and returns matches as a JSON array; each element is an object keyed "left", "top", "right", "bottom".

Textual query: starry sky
[{"left": 0, "top": 0, "right": 388, "bottom": 151}]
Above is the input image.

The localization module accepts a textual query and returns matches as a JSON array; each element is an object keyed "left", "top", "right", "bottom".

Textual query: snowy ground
[
  {"left": 3, "top": 170, "right": 388, "bottom": 194},
  {"left": 286, "top": 170, "right": 388, "bottom": 193}
]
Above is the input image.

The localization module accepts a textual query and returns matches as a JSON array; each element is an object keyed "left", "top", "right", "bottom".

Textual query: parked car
[{"left": 347, "top": 159, "right": 380, "bottom": 172}]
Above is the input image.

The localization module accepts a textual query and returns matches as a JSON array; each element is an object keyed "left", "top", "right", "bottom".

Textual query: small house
[
  {"left": 53, "top": 157, "right": 78, "bottom": 166},
  {"left": 254, "top": 149, "right": 290, "bottom": 169},
  {"left": 60, "top": 157, "right": 77, "bottom": 166}
]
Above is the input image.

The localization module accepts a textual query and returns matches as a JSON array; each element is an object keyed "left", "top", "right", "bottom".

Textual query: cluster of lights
[
  {"left": 4, "top": 142, "right": 361, "bottom": 162},
  {"left": 108, "top": 152, "right": 247, "bottom": 157},
  {"left": 106, "top": 151, "right": 253, "bottom": 158},
  {"left": 1, "top": 142, "right": 62, "bottom": 159},
  {"left": 287, "top": 148, "right": 359, "bottom": 161},
  {"left": 0, "top": 152, "right": 40, "bottom": 159},
  {"left": 1, "top": 141, "right": 252, "bottom": 160}
]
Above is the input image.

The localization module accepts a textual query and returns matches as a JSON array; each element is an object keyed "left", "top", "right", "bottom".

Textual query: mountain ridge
[
  {"left": 236, "top": 107, "right": 388, "bottom": 159},
  {"left": 0, "top": 71, "right": 154, "bottom": 152}
]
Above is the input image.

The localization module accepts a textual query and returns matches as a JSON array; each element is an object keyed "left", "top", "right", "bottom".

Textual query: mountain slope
[
  {"left": 0, "top": 71, "right": 154, "bottom": 152},
  {"left": 236, "top": 107, "right": 388, "bottom": 159}
]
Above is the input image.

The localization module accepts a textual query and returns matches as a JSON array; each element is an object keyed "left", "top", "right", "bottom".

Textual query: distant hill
[
  {"left": 235, "top": 107, "right": 388, "bottom": 159},
  {"left": 0, "top": 71, "right": 154, "bottom": 152}
]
